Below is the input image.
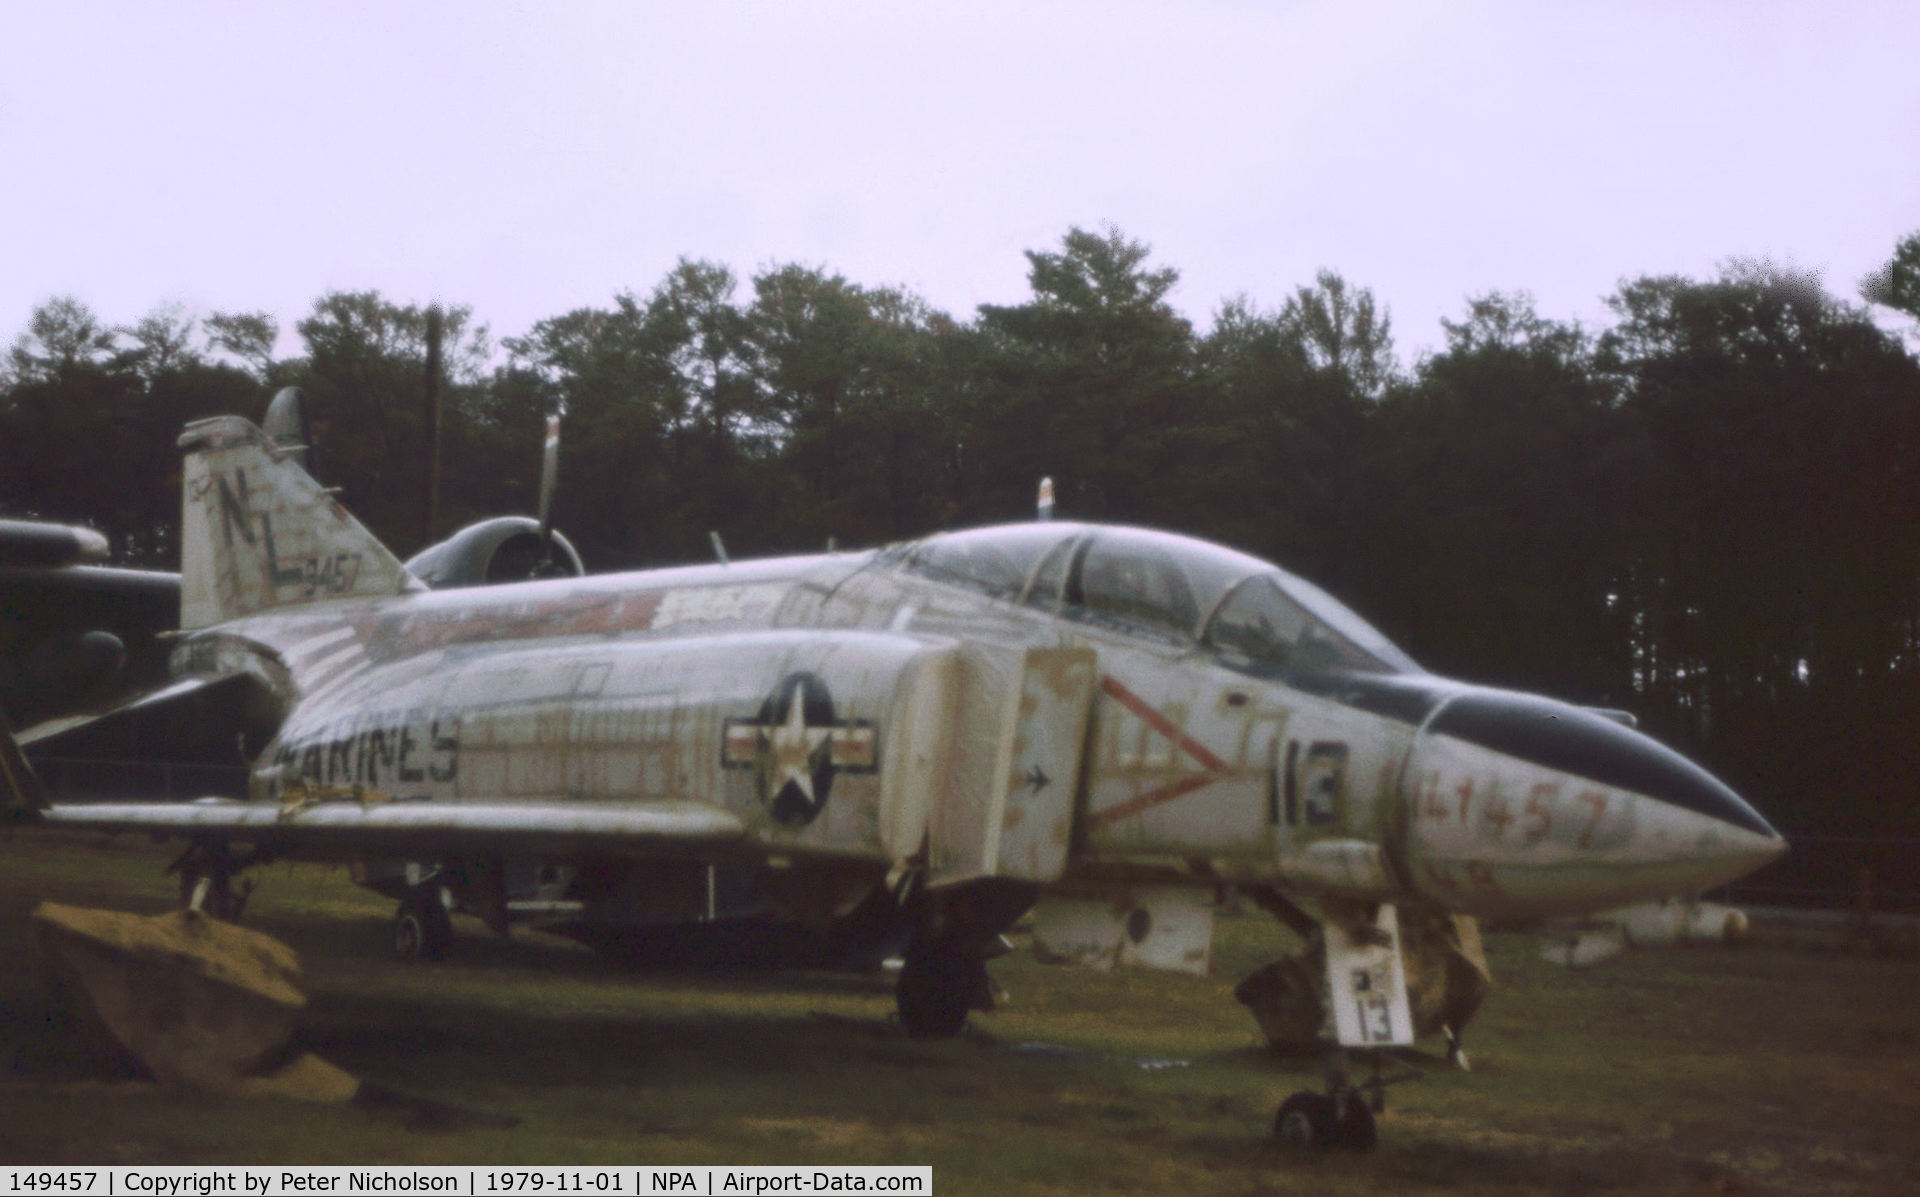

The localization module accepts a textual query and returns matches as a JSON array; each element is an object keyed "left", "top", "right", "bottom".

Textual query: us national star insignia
[{"left": 723, "top": 671, "right": 877, "bottom": 827}]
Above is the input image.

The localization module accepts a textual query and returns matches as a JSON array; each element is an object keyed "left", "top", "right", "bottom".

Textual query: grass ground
[{"left": 2, "top": 829, "right": 1915, "bottom": 1194}]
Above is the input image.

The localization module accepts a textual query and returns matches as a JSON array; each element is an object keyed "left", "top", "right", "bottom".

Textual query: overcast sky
[{"left": 4, "top": 1, "right": 1916, "bottom": 364}]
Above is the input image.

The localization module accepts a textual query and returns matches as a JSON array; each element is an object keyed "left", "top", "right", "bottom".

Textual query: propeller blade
[{"left": 537, "top": 415, "right": 560, "bottom": 567}]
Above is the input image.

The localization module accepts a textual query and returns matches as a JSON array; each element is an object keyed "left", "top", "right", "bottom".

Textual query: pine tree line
[{"left": 7, "top": 227, "right": 1920, "bottom": 842}]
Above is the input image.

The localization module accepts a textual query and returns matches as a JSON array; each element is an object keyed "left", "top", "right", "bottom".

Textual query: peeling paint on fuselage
[
  {"left": 209, "top": 545, "right": 1344, "bottom": 885},
  {"left": 185, "top": 527, "right": 1781, "bottom": 918}
]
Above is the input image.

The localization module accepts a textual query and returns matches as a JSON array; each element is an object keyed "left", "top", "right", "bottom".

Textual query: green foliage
[
  {"left": 746, "top": 265, "right": 949, "bottom": 545},
  {"left": 288, "top": 291, "right": 492, "bottom": 551},
  {"left": 6, "top": 228, "right": 1920, "bottom": 836},
  {"left": 975, "top": 226, "right": 1198, "bottom": 523},
  {"left": 1861, "top": 228, "right": 1920, "bottom": 321},
  {"left": 1596, "top": 261, "right": 1920, "bottom": 831},
  {"left": 1367, "top": 293, "right": 1629, "bottom": 699},
  {"left": 6, "top": 296, "right": 119, "bottom": 383},
  {"left": 203, "top": 311, "right": 281, "bottom": 379},
  {"left": 1, "top": 297, "right": 260, "bottom": 564},
  {"left": 1280, "top": 268, "right": 1397, "bottom": 399}
]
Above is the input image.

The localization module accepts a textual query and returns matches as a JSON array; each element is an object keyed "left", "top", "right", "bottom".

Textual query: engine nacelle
[
  {"left": 403, "top": 517, "right": 585, "bottom": 589},
  {"left": 0, "top": 519, "right": 109, "bottom": 567}
]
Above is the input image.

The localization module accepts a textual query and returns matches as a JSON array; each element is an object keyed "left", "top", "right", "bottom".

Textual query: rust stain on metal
[{"left": 1032, "top": 648, "right": 1091, "bottom": 701}]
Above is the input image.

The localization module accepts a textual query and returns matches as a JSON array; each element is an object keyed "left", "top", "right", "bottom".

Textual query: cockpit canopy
[{"left": 894, "top": 523, "right": 1419, "bottom": 675}]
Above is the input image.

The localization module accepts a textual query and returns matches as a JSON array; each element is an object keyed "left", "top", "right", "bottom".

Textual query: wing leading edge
[{"left": 41, "top": 798, "right": 748, "bottom": 862}]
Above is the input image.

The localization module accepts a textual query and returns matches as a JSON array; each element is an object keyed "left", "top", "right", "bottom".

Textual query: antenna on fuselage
[
  {"left": 709, "top": 531, "right": 730, "bottom": 565},
  {"left": 1037, "top": 476, "right": 1055, "bottom": 521}
]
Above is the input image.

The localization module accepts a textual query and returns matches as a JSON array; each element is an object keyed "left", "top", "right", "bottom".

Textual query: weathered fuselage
[{"left": 201, "top": 522, "right": 1781, "bottom": 923}]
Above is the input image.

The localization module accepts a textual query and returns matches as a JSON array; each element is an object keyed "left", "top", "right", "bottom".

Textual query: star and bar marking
[{"left": 723, "top": 673, "right": 876, "bottom": 827}]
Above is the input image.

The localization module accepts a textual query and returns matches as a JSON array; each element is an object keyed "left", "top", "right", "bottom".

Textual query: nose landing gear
[
  {"left": 1265, "top": 901, "right": 1421, "bottom": 1151},
  {"left": 1275, "top": 1090, "right": 1377, "bottom": 1151}
]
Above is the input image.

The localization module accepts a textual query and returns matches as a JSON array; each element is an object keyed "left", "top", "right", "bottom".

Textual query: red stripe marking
[
  {"left": 1086, "top": 773, "right": 1219, "bottom": 830},
  {"left": 1084, "top": 676, "right": 1231, "bottom": 829},
  {"left": 830, "top": 727, "right": 876, "bottom": 768},
  {"left": 1098, "top": 676, "right": 1228, "bottom": 772},
  {"left": 723, "top": 724, "right": 761, "bottom": 765}
]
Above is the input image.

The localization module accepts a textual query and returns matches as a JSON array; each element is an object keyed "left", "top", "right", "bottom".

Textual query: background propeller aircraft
[
  {"left": 1, "top": 403, "right": 1785, "bottom": 1148},
  {"left": 0, "top": 517, "right": 177, "bottom": 730}
]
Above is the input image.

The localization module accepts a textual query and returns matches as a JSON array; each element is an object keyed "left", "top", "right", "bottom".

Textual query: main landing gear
[
  {"left": 372, "top": 859, "right": 519, "bottom": 962},
  {"left": 896, "top": 936, "right": 996, "bottom": 1038},
  {"left": 893, "top": 877, "right": 1032, "bottom": 1038},
  {"left": 391, "top": 884, "right": 455, "bottom": 961},
  {"left": 168, "top": 841, "right": 263, "bottom": 921}
]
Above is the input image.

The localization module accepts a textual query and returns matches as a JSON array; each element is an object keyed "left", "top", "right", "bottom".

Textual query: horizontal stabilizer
[
  {"left": 19, "top": 673, "right": 242, "bottom": 748},
  {"left": 1, "top": 707, "right": 47, "bottom": 818},
  {"left": 19, "top": 673, "right": 270, "bottom": 803}
]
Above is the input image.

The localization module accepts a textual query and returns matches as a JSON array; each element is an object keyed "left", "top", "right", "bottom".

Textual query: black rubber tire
[
  {"left": 1335, "top": 1092, "right": 1378, "bottom": 1151},
  {"left": 1274, "top": 1091, "right": 1338, "bottom": 1148},
  {"left": 392, "top": 890, "right": 454, "bottom": 962},
  {"left": 896, "top": 950, "right": 977, "bottom": 1038}
]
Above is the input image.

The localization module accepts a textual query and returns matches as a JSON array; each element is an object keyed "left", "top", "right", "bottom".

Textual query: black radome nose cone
[{"left": 1429, "top": 691, "right": 1778, "bottom": 839}]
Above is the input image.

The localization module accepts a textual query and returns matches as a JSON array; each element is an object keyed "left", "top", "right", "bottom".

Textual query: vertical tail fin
[{"left": 178, "top": 416, "right": 420, "bottom": 629}]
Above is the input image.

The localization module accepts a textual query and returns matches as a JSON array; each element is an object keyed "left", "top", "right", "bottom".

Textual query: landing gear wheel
[
  {"left": 179, "top": 869, "right": 245, "bottom": 921},
  {"left": 392, "top": 890, "right": 453, "bottom": 962},
  {"left": 1274, "top": 1092, "right": 1338, "bottom": 1148},
  {"left": 896, "top": 950, "right": 981, "bottom": 1038},
  {"left": 170, "top": 843, "right": 256, "bottom": 922},
  {"left": 1336, "top": 1092, "right": 1378, "bottom": 1151}
]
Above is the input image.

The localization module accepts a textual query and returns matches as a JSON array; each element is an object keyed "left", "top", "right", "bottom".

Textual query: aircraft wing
[
  {"left": 39, "top": 797, "right": 749, "bottom": 862},
  {"left": 7, "top": 675, "right": 749, "bottom": 863},
  {"left": 0, "top": 520, "right": 181, "bottom": 728}
]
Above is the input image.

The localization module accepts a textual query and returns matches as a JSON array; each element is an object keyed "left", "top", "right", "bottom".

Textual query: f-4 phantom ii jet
[{"left": 3, "top": 412, "right": 1785, "bottom": 1147}]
